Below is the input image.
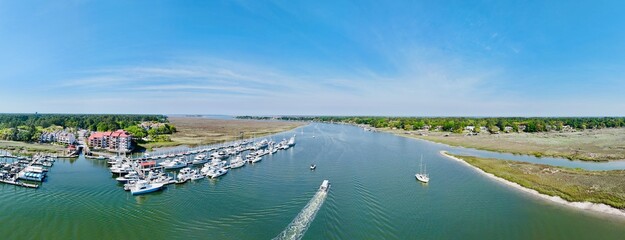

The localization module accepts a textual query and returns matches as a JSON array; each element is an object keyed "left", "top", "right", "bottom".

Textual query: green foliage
[
  {"left": 0, "top": 114, "right": 168, "bottom": 142},
  {"left": 124, "top": 125, "right": 147, "bottom": 139},
  {"left": 237, "top": 116, "right": 625, "bottom": 133}
]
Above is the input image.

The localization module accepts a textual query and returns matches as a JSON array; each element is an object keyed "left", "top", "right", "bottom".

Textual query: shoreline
[{"left": 439, "top": 150, "right": 625, "bottom": 218}]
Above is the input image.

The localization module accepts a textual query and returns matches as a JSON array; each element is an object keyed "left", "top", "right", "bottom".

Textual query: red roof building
[{"left": 88, "top": 130, "right": 132, "bottom": 152}]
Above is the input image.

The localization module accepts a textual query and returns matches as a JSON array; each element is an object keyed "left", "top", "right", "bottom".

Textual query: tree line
[
  {"left": 0, "top": 114, "right": 170, "bottom": 142},
  {"left": 236, "top": 116, "right": 625, "bottom": 133}
]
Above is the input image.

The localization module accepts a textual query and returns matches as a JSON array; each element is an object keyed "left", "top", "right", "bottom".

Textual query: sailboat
[{"left": 415, "top": 155, "right": 429, "bottom": 183}]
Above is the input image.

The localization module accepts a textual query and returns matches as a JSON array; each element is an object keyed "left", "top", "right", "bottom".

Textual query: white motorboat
[
  {"left": 287, "top": 135, "right": 296, "bottom": 146},
  {"left": 190, "top": 170, "right": 204, "bottom": 181},
  {"left": 415, "top": 155, "right": 429, "bottom": 183},
  {"left": 116, "top": 171, "right": 140, "bottom": 183},
  {"left": 192, "top": 154, "right": 208, "bottom": 165},
  {"left": 176, "top": 167, "right": 193, "bottom": 184},
  {"left": 310, "top": 164, "right": 316, "bottom": 170},
  {"left": 162, "top": 158, "right": 187, "bottom": 170},
  {"left": 206, "top": 167, "right": 228, "bottom": 179},
  {"left": 111, "top": 164, "right": 134, "bottom": 174},
  {"left": 229, "top": 155, "right": 245, "bottom": 169},
  {"left": 251, "top": 156, "right": 262, "bottom": 163},
  {"left": 319, "top": 180, "right": 330, "bottom": 192},
  {"left": 130, "top": 180, "right": 164, "bottom": 195}
]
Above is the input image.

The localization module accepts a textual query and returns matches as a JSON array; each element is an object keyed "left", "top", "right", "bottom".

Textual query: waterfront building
[{"left": 88, "top": 130, "right": 132, "bottom": 152}]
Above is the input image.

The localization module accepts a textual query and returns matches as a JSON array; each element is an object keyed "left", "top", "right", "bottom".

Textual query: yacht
[
  {"left": 415, "top": 155, "right": 429, "bottom": 183},
  {"left": 287, "top": 135, "right": 296, "bottom": 146},
  {"left": 192, "top": 154, "right": 208, "bottom": 165},
  {"left": 206, "top": 167, "right": 228, "bottom": 179},
  {"left": 110, "top": 164, "right": 133, "bottom": 174},
  {"left": 130, "top": 180, "right": 164, "bottom": 195},
  {"left": 161, "top": 158, "right": 187, "bottom": 170},
  {"left": 116, "top": 171, "right": 140, "bottom": 183},
  {"left": 319, "top": 180, "right": 330, "bottom": 192},
  {"left": 190, "top": 170, "right": 204, "bottom": 181},
  {"left": 229, "top": 155, "right": 245, "bottom": 169},
  {"left": 175, "top": 167, "right": 193, "bottom": 184}
]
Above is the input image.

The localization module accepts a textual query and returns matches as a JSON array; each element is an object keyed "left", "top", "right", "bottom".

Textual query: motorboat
[
  {"left": 251, "top": 156, "right": 262, "bottom": 163},
  {"left": 319, "top": 180, "right": 330, "bottom": 192},
  {"left": 288, "top": 135, "right": 296, "bottom": 146},
  {"left": 175, "top": 167, "right": 193, "bottom": 184},
  {"left": 229, "top": 155, "right": 245, "bottom": 169},
  {"left": 310, "top": 164, "right": 316, "bottom": 170},
  {"left": 116, "top": 171, "right": 140, "bottom": 183},
  {"left": 206, "top": 167, "right": 228, "bottom": 179},
  {"left": 192, "top": 154, "right": 208, "bottom": 165},
  {"left": 161, "top": 158, "right": 187, "bottom": 170},
  {"left": 130, "top": 180, "right": 164, "bottom": 195},
  {"left": 190, "top": 170, "right": 204, "bottom": 181}
]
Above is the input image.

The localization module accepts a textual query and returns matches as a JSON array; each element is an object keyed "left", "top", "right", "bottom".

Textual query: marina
[
  {"left": 108, "top": 135, "right": 298, "bottom": 194},
  {"left": 0, "top": 153, "right": 60, "bottom": 188}
]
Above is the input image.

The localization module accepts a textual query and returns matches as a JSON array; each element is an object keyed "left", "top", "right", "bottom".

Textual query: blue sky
[{"left": 1, "top": 1, "right": 625, "bottom": 116}]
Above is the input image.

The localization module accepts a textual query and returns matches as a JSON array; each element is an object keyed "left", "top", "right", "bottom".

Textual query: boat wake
[{"left": 273, "top": 185, "right": 329, "bottom": 240}]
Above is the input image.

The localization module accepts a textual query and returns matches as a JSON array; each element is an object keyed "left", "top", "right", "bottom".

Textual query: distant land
[{"left": 239, "top": 116, "right": 625, "bottom": 161}]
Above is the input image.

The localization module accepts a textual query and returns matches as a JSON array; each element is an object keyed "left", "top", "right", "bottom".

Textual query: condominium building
[{"left": 88, "top": 130, "right": 132, "bottom": 152}]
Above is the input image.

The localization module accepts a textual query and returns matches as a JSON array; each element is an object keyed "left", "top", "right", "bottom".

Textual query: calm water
[{"left": 1, "top": 123, "right": 625, "bottom": 240}]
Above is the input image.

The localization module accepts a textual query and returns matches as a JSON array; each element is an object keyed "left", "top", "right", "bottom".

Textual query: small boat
[
  {"left": 251, "top": 156, "right": 262, "bottom": 163},
  {"left": 415, "top": 155, "right": 429, "bottom": 183},
  {"left": 310, "top": 164, "right": 316, "bottom": 170},
  {"left": 130, "top": 180, "right": 164, "bottom": 195},
  {"left": 319, "top": 180, "right": 330, "bottom": 192}
]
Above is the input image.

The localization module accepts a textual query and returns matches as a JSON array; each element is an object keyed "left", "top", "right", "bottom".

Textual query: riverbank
[
  {"left": 440, "top": 151, "right": 625, "bottom": 217},
  {"left": 140, "top": 117, "right": 305, "bottom": 150},
  {"left": 385, "top": 128, "right": 625, "bottom": 161}
]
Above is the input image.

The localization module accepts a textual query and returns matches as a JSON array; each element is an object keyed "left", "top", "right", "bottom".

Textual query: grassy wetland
[
  {"left": 448, "top": 153, "right": 625, "bottom": 209},
  {"left": 140, "top": 117, "right": 305, "bottom": 150},
  {"left": 391, "top": 128, "right": 625, "bottom": 161}
]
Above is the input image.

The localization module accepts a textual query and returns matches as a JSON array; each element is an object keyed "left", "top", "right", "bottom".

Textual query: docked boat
[
  {"left": 18, "top": 171, "right": 45, "bottom": 182},
  {"left": 110, "top": 164, "right": 134, "bottom": 174},
  {"left": 251, "top": 156, "right": 262, "bottom": 163},
  {"left": 319, "top": 180, "right": 330, "bottom": 192},
  {"left": 116, "top": 171, "right": 140, "bottom": 183},
  {"left": 288, "top": 135, "right": 296, "bottom": 146},
  {"left": 310, "top": 164, "right": 316, "bottom": 170},
  {"left": 206, "top": 167, "right": 228, "bottom": 179},
  {"left": 415, "top": 155, "right": 429, "bottom": 183},
  {"left": 130, "top": 180, "right": 164, "bottom": 195},
  {"left": 190, "top": 170, "right": 204, "bottom": 181},
  {"left": 192, "top": 154, "right": 208, "bottom": 165},
  {"left": 175, "top": 167, "right": 193, "bottom": 184},
  {"left": 229, "top": 155, "right": 245, "bottom": 169},
  {"left": 161, "top": 158, "right": 187, "bottom": 170}
]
